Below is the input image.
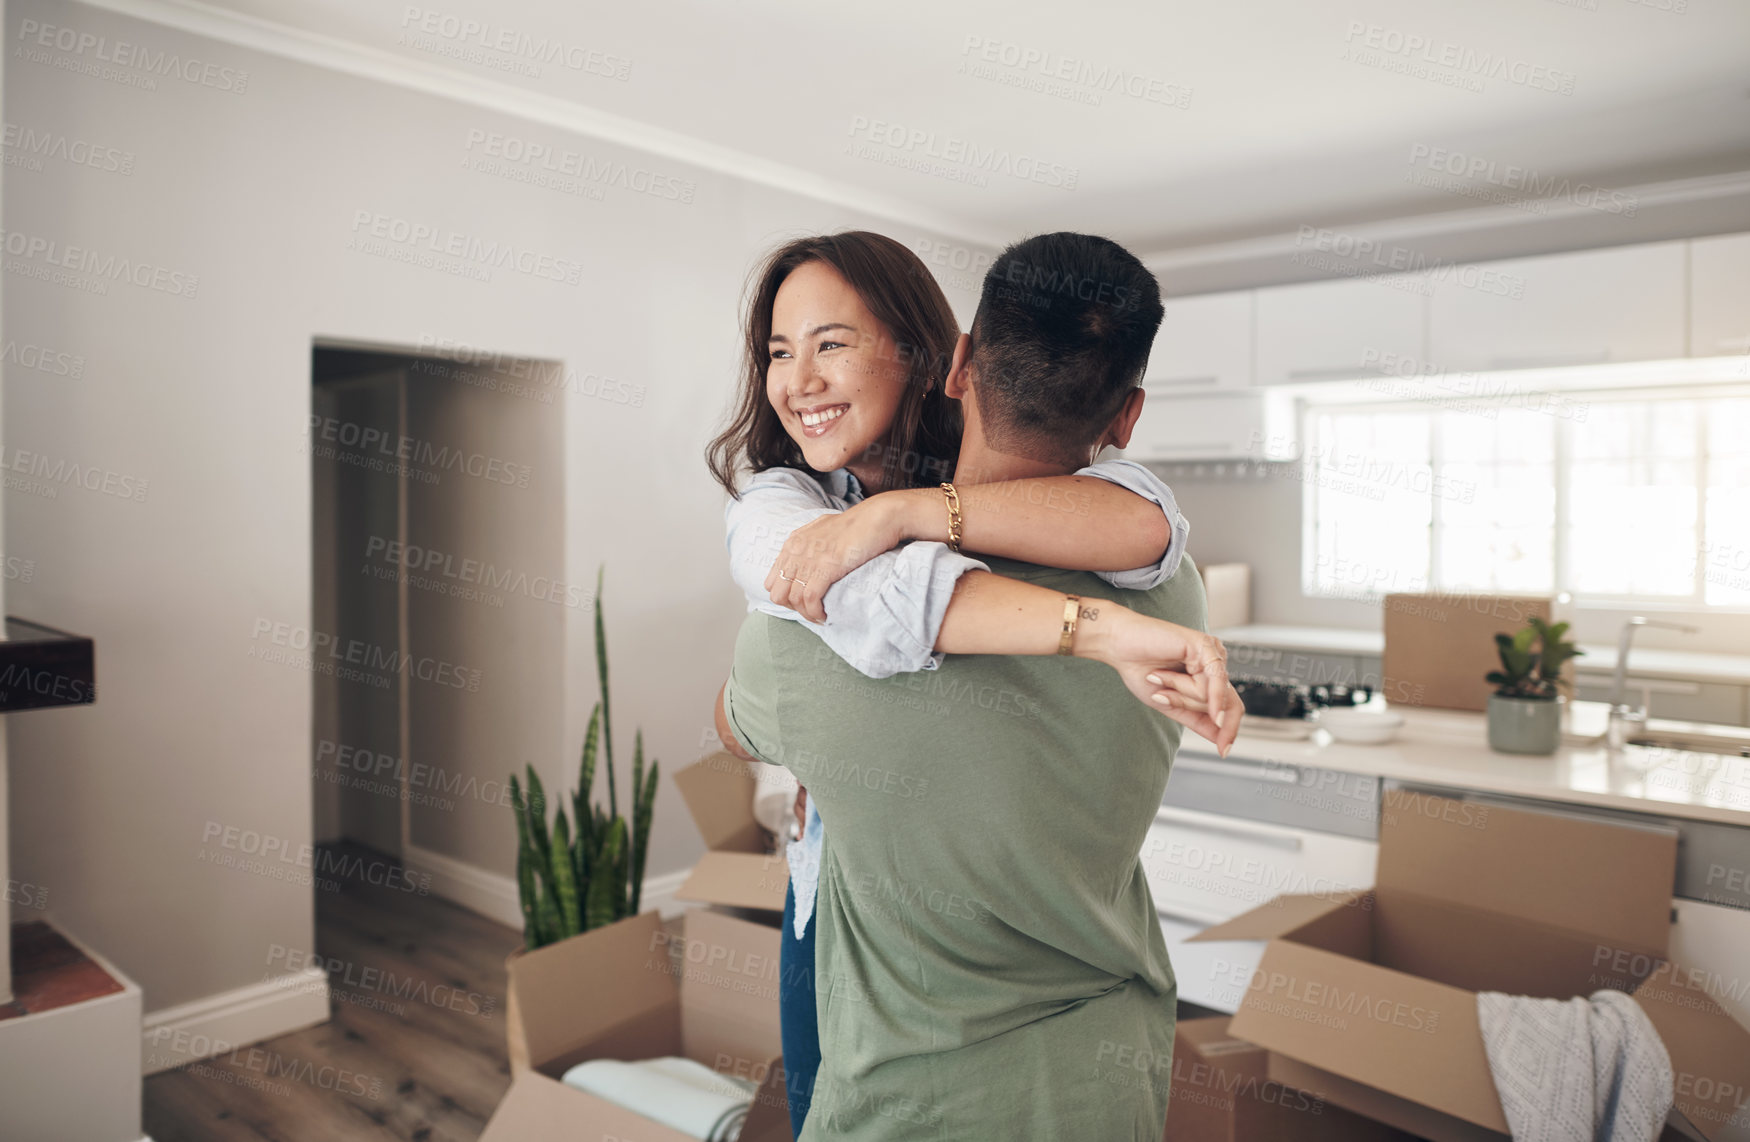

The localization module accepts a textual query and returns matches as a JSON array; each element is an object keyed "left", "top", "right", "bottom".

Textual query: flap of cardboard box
[
  {"left": 675, "top": 752, "right": 780, "bottom": 854},
  {"left": 1382, "top": 594, "right": 1551, "bottom": 713},
  {"left": 677, "top": 850, "right": 789, "bottom": 912},
  {"left": 1378, "top": 790, "right": 1675, "bottom": 957},
  {"left": 1228, "top": 938, "right": 1510, "bottom": 1135},
  {"left": 672, "top": 909, "right": 785, "bottom": 1067},
  {"left": 1187, "top": 893, "right": 1362, "bottom": 944},
  {"left": 1633, "top": 961, "right": 1750, "bottom": 1142},
  {"left": 507, "top": 911, "right": 677, "bottom": 1073},
  {"left": 1266, "top": 1054, "right": 1507, "bottom": 1142}
]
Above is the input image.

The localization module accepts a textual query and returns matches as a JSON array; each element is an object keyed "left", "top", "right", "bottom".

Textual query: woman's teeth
[{"left": 800, "top": 406, "right": 848, "bottom": 432}]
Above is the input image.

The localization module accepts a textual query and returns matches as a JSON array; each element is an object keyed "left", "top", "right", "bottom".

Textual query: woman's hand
[
  {"left": 1078, "top": 608, "right": 1244, "bottom": 756},
  {"left": 764, "top": 495, "right": 916, "bottom": 622}
]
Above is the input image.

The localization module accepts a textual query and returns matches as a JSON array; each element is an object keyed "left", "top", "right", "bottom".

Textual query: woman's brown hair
[{"left": 706, "top": 231, "right": 963, "bottom": 497}]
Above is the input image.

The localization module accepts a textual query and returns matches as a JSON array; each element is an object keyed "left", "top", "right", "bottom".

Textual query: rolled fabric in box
[{"left": 560, "top": 1056, "right": 755, "bottom": 1142}]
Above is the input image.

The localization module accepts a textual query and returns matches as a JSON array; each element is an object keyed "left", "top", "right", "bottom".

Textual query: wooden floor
[{"left": 144, "top": 843, "right": 518, "bottom": 1142}]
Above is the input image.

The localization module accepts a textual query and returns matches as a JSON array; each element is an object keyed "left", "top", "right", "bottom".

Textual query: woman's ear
[{"left": 943, "top": 333, "right": 974, "bottom": 400}]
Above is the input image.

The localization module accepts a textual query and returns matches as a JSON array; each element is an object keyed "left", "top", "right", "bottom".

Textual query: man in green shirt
[{"left": 721, "top": 233, "right": 1221, "bottom": 1140}]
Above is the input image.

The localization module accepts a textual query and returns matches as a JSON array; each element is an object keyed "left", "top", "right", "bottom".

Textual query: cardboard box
[
  {"left": 1381, "top": 593, "right": 1551, "bottom": 712},
  {"left": 673, "top": 752, "right": 790, "bottom": 914},
  {"left": 1165, "top": 1016, "right": 1414, "bottom": 1142},
  {"left": 485, "top": 908, "right": 793, "bottom": 1141},
  {"left": 1190, "top": 790, "right": 1750, "bottom": 1142},
  {"left": 1202, "top": 563, "right": 1252, "bottom": 633}
]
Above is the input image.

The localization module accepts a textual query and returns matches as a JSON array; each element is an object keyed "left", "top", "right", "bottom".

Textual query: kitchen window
[{"left": 1302, "top": 391, "right": 1750, "bottom": 607}]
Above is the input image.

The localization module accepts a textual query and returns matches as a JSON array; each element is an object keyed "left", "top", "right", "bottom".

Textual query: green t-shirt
[{"left": 723, "top": 556, "right": 1207, "bottom": 1141}]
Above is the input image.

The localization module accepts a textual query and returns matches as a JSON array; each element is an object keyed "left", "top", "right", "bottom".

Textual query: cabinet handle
[
  {"left": 1485, "top": 351, "right": 1610, "bottom": 370},
  {"left": 1174, "top": 755, "right": 1300, "bottom": 784},
  {"left": 1285, "top": 366, "right": 1372, "bottom": 381},
  {"left": 1146, "top": 375, "right": 1220, "bottom": 390},
  {"left": 1149, "top": 443, "right": 1237, "bottom": 455},
  {"left": 1153, "top": 807, "right": 1306, "bottom": 852}
]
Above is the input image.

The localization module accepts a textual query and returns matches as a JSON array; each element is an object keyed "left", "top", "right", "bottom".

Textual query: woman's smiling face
[{"left": 766, "top": 260, "right": 910, "bottom": 489}]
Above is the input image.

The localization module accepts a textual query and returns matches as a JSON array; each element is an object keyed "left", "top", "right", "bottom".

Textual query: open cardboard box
[
  {"left": 1190, "top": 789, "right": 1750, "bottom": 1142},
  {"left": 1166, "top": 1016, "right": 1415, "bottom": 1142},
  {"left": 485, "top": 909, "right": 792, "bottom": 1141},
  {"left": 673, "top": 752, "right": 790, "bottom": 914}
]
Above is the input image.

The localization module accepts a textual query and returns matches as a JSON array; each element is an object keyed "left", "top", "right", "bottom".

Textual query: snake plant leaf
[
  {"left": 585, "top": 817, "right": 628, "bottom": 930},
  {"left": 575, "top": 704, "right": 600, "bottom": 853},
  {"left": 510, "top": 775, "right": 541, "bottom": 950},
  {"left": 534, "top": 875, "right": 562, "bottom": 948},
  {"left": 629, "top": 729, "right": 644, "bottom": 907},
  {"left": 630, "top": 757, "right": 657, "bottom": 915},
  {"left": 594, "top": 566, "right": 618, "bottom": 821},
  {"left": 550, "top": 811, "right": 581, "bottom": 939},
  {"left": 525, "top": 765, "right": 552, "bottom": 867}
]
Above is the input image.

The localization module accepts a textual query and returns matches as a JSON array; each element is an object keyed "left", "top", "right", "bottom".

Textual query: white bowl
[{"left": 1317, "top": 707, "right": 1404, "bottom": 745}]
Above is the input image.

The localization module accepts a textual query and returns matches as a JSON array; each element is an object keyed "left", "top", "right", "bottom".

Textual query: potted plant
[
  {"left": 1485, "top": 616, "right": 1582, "bottom": 755},
  {"left": 508, "top": 567, "right": 659, "bottom": 951}
]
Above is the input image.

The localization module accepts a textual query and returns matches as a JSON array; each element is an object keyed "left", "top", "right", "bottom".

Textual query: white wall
[{"left": 2, "top": 0, "right": 989, "bottom": 1024}]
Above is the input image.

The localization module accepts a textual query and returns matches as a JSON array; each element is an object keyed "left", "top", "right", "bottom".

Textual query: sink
[{"left": 1626, "top": 719, "right": 1750, "bottom": 758}]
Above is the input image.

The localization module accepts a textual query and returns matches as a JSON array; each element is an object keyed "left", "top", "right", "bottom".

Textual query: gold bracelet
[
  {"left": 1058, "top": 595, "right": 1082, "bottom": 656},
  {"left": 940, "top": 482, "right": 963, "bottom": 552}
]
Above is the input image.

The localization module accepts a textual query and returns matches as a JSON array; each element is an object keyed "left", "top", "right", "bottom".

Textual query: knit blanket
[{"left": 1477, "top": 989, "right": 1673, "bottom": 1142}]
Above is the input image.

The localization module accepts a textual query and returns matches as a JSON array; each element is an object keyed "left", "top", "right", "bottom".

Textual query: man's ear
[
  {"left": 1099, "top": 386, "right": 1148, "bottom": 451},
  {"left": 943, "top": 333, "right": 974, "bottom": 400}
]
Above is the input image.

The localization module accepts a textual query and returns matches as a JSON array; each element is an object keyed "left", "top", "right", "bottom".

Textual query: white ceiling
[{"left": 121, "top": 0, "right": 1750, "bottom": 255}]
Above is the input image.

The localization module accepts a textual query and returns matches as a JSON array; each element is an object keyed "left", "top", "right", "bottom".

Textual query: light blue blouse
[{"left": 723, "top": 459, "right": 1191, "bottom": 938}]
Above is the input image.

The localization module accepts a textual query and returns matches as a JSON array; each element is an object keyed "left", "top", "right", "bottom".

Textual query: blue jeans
[{"left": 779, "top": 881, "right": 819, "bottom": 1139}]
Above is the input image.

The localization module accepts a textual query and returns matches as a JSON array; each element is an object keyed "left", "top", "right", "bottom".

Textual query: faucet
[{"left": 1607, "top": 617, "right": 1699, "bottom": 744}]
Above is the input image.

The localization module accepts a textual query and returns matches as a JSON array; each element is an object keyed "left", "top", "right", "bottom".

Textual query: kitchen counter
[
  {"left": 1214, "top": 623, "right": 1750, "bottom": 686},
  {"left": 1180, "top": 706, "right": 1750, "bottom": 828}
]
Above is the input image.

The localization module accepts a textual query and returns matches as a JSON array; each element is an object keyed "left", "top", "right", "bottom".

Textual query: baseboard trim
[
  {"left": 141, "top": 966, "right": 329, "bottom": 1076},
  {"left": 404, "top": 844, "right": 691, "bottom": 933}
]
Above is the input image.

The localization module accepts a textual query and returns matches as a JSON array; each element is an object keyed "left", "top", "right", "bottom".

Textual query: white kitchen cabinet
[
  {"left": 1574, "top": 674, "right": 1747, "bottom": 727},
  {"left": 1123, "top": 392, "right": 1269, "bottom": 462},
  {"left": 1689, "top": 232, "right": 1750, "bottom": 358},
  {"left": 1427, "top": 241, "right": 1686, "bottom": 372},
  {"left": 1141, "top": 804, "right": 1379, "bottom": 927},
  {"left": 1669, "top": 898, "right": 1750, "bottom": 1029},
  {"left": 1253, "top": 274, "right": 1427, "bottom": 385},
  {"left": 1146, "top": 290, "right": 1253, "bottom": 391}
]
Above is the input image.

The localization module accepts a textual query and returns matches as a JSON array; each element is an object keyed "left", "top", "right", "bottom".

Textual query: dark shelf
[{"left": 0, "top": 616, "right": 95, "bottom": 712}]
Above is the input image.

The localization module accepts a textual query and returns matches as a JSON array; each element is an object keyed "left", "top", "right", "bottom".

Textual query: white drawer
[{"left": 1140, "top": 804, "right": 1379, "bottom": 925}]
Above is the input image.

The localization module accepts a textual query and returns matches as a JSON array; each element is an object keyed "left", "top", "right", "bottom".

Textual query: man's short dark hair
[{"left": 969, "top": 232, "right": 1164, "bottom": 459}]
